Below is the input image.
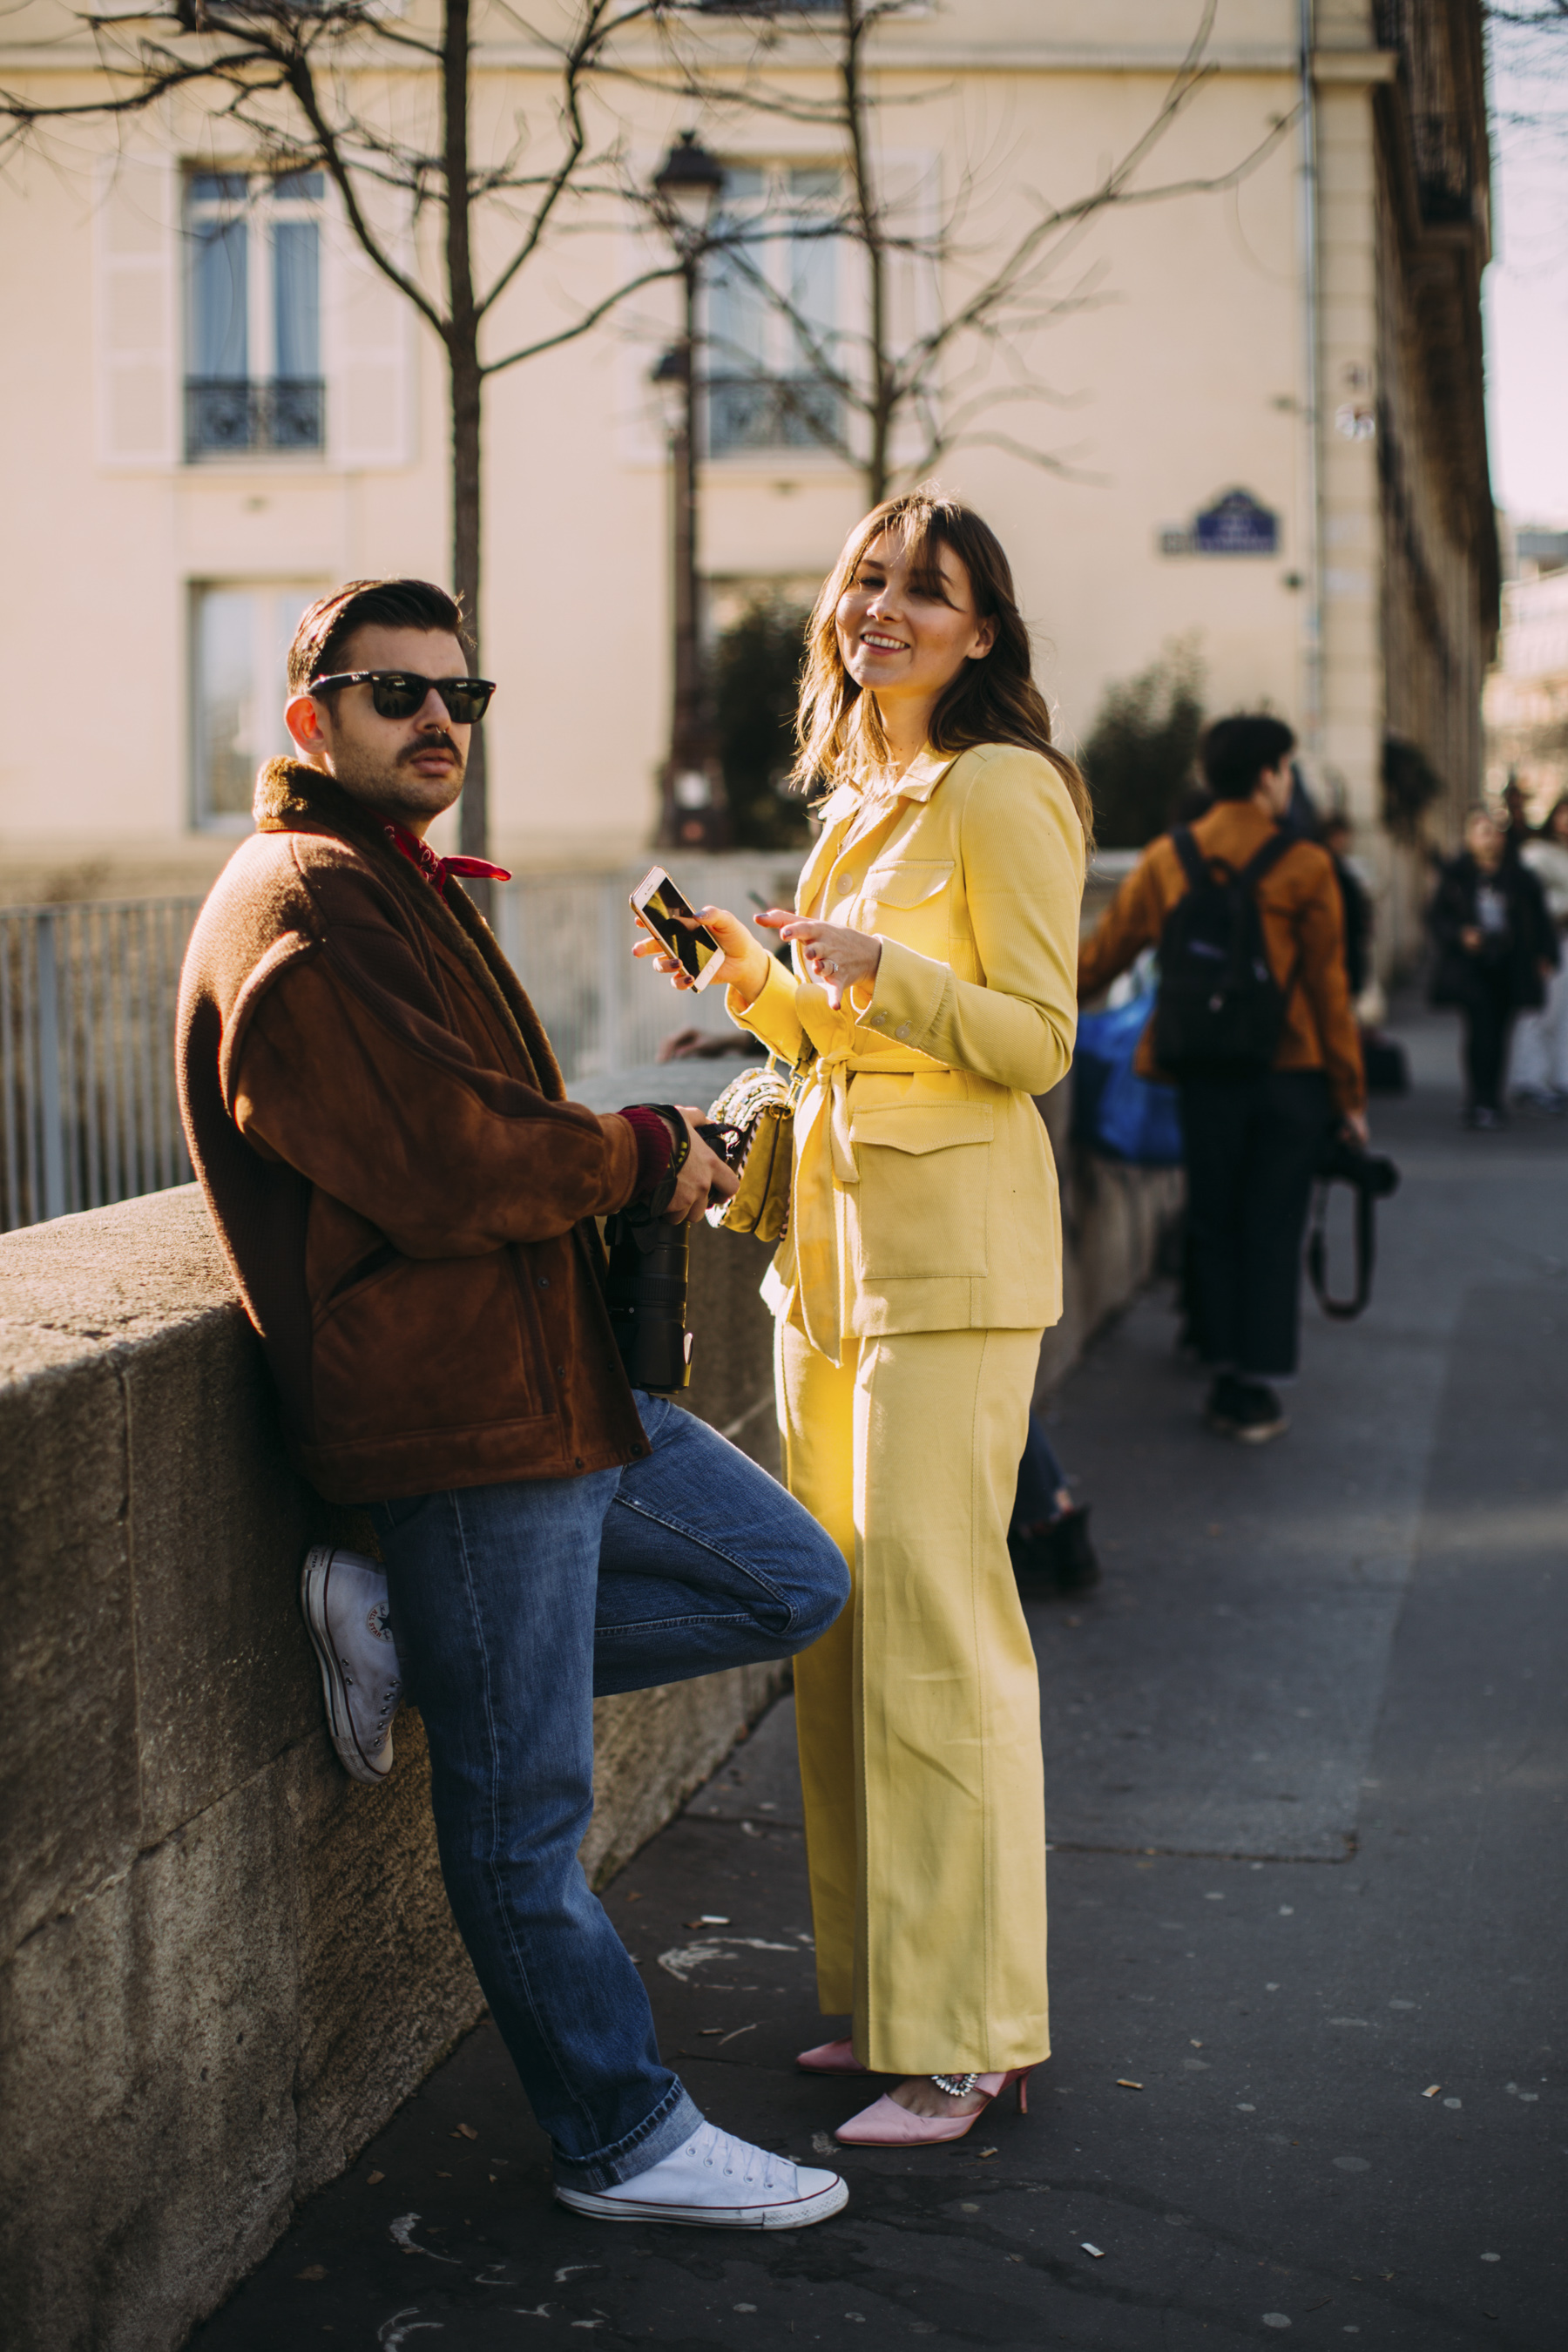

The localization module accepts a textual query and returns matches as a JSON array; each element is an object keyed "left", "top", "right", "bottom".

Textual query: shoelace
[{"left": 685, "top": 2126, "right": 791, "bottom": 2193}]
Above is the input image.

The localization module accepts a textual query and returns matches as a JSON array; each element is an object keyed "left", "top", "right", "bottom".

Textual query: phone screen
[{"left": 632, "top": 868, "right": 722, "bottom": 985}]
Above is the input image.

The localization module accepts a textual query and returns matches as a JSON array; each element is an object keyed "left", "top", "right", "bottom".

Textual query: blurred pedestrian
[
  {"left": 636, "top": 488, "right": 1088, "bottom": 2147},
  {"left": 1318, "top": 813, "right": 1373, "bottom": 1002},
  {"left": 1508, "top": 795, "right": 1568, "bottom": 1109},
  {"left": 1429, "top": 805, "right": 1556, "bottom": 1129},
  {"left": 1502, "top": 777, "right": 1533, "bottom": 863},
  {"left": 1078, "top": 715, "right": 1365, "bottom": 1444}
]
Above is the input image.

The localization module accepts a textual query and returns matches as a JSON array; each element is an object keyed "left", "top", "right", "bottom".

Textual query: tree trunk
[
  {"left": 450, "top": 342, "right": 486, "bottom": 887},
  {"left": 443, "top": 0, "right": 490, "bottom": 906},
  {"left": 843, "top": 0, "right": 891, "bottom": 509}
]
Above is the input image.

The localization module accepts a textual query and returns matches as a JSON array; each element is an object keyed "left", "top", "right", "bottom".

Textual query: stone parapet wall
[{"left": 0, "top": 1105, "right": 1176, "bottom": 2352}]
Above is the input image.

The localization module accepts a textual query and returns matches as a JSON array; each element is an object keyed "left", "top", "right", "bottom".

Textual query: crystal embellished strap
[{"left": 929, "top": 2072, "right": 979, "bottom": 2099}]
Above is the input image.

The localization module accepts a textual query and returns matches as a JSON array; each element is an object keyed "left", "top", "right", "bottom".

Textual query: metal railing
[
  {"left": 0, "top": 853, "right": 803, "bottom": 1234},
  {"left": 185, "top": 377, "right": 326, "bottom": 458},
  {"left": 0, "top": 900, "right": 202, "bottom": 1233}
]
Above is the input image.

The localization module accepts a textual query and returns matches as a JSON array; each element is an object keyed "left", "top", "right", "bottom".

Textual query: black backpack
[{"left": 1152, "top": 827, "right": 1297, "bottom": 1074}]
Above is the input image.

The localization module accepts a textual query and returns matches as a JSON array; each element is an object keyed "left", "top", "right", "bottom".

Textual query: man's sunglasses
[{"left": 308, "top": 670, "right": 497, "bottom": 724}]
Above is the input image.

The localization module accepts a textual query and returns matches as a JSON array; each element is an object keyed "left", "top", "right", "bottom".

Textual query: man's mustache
[{"left": 397, "top": 731, "right": 462, "bottom": 767}]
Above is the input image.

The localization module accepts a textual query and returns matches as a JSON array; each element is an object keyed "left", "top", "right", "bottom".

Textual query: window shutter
[
  {"left": 322, "top": 191, "right": 416, "bottom": 468},
  {"left": 95, "top": 154, "right": 179, "bottom": 467}
]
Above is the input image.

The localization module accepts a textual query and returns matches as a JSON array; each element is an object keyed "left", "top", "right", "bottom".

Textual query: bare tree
[
  {"left": 2, "top": 0, "right": 686, "bottom": 873},
  {"left": 645, "top": 0, "right": 1298, "bottom": 506}
]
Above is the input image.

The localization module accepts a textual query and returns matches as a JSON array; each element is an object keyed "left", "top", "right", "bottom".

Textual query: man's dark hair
[
  {"left": 1199, "top": 714, "right": 1297, "bottom": 801},
  {"left": 287, "top": 578, "right": 472, "bottom": 693}
]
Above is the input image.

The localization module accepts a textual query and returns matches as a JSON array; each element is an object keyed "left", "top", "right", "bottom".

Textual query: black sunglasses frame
[{"left": 308, "top": 669, "right": 497, "bottom": 723}]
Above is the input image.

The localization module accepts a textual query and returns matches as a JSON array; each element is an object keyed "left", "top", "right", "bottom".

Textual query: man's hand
[
  {"left": 666, "top": 1107, "right": 739, "bottom": 1226},
  {"left": 1460, "top": 924, "right": 1484, "bottom": 953},
  {"left": 1342, "top": 1108, "right": 1370, "bottom": 1149}
]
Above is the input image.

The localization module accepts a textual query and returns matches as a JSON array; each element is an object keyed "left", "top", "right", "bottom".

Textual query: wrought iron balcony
[
  {"left": 185, "top": 378, "right": 326, "bottom": 459},
  {"left": 706, "top": 374, "right": 841, "bottom": 458}
]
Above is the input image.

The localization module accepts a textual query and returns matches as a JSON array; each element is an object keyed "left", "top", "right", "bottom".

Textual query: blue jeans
[{"left": 369, "top": 1392, "right": 848, "bottom": 2192}]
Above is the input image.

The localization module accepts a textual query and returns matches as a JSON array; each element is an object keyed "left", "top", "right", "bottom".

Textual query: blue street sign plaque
[{"left": 1193, "top": 488, "right": 1279, "bottom": 556}]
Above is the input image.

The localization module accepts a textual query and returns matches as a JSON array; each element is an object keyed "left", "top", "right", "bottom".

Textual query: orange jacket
[{"left": 1078, "top": 800, "right": 1365, "bottom": 1117}]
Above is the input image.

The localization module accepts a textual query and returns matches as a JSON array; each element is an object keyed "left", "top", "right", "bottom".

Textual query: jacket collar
[{"left": 810, "top": 745, "right": 961, "bottom": 831}]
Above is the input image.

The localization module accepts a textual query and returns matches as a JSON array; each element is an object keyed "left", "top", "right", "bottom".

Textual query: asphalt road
[{"left": 193, "top": 1009, "right": 1565, "bottom": 2352}]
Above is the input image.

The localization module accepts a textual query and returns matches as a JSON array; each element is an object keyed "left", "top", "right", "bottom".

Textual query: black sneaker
[
  {"left": 1206, "top": 1375, "right": 1288, "bottom": 1443},
  {"left": 1229, "top": 1379, "right": 1288, "bottom": 1444}
]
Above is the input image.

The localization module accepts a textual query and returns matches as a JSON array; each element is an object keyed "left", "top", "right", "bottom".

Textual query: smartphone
[{"left": 631, "top": 866, "right": 724, "bottom": 991}]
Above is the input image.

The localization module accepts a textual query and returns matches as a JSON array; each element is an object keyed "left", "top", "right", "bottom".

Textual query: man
[
  {"left": 1078, "top": 715, "right": 1366, "bottom": 1443},
  {"left": 1318, "top": 812, "right": 1373, "bottom": 1003},
  {"left": 177, "top": 578, "right": 850, "bottom": 2227}
]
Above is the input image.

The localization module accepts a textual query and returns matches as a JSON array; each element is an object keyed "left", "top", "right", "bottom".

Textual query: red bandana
[{"left": 383, "top": 821, "right": 511, "bottom": 899}]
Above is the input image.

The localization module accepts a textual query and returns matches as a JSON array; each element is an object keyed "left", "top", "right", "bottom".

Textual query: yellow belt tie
[{"left": 788, "top": 990, "right": 941, "bottom": 1363}]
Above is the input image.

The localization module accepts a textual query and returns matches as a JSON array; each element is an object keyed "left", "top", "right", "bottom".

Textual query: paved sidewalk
[{"left": 193, "top": 1010, "right": 1565, "bottom": 2352}]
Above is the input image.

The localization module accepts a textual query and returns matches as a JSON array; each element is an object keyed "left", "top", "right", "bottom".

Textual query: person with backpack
[{"left": 1077, "top": 716, "right": 1366, "bottom": 1443}]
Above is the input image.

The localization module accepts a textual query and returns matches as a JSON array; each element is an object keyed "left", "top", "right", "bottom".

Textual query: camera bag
[{"left": 705, "top": 1039, "right": 816, "bottom": 1246}]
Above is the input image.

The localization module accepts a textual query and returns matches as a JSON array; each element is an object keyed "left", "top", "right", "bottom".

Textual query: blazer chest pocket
[
  {"left": 862, "top": 859, "right": 955, "bottom": 954},
  {"left": 847, "top": 1100, "right": 992, "bottom": 1283}
]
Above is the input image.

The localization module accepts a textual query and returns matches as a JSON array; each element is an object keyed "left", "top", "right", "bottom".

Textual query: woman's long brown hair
[{"left": 790, "top": 486, "right": 1094, "bottom": 848}]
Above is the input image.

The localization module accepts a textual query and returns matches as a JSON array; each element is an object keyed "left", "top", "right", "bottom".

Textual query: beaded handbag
[{"left": 705, "top": 1040, "right": 815, "bottom": 1245}]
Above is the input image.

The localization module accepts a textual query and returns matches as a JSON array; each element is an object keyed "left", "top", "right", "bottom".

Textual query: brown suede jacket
[
  {"left": 1078, "top": 800, "right": 1366, "bottom": 1118},
  {"left": 177, "top": 760, "right": 651, "bottom": 1504}
]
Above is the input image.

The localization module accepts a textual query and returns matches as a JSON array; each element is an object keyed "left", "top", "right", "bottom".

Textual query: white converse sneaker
[
  {"left": 301, "top": 1546, "right": 402, "bottom": 1785},
  {"left": 554, "top": 2122, "right": 848, "bottom": 2230}
]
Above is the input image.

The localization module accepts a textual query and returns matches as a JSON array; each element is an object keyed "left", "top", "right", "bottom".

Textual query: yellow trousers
[{"left": 776, "top": 1319, "right": 1050, "bottom": 2075}]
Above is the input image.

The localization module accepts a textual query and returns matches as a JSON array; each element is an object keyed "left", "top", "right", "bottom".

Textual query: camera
[
  {"left": 1315, "top": 1131, "right": 1400, "bottom": 1198},
  {"left": 605, "top": 1204, "right": 693, "bottom": 1392},
  {"left": 603, "top": 1118, "right": 732, "bottom": 1394}
]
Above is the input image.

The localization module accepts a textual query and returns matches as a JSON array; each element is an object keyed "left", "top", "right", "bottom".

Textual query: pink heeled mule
[
  {"left": 795, "top": 2037, "right": 869, "bottom": 2076},
  {"left": 834, "top": 2068, "right": 1032, "bottom": 2147}
]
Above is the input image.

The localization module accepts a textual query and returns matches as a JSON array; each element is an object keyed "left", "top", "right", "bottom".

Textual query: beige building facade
[{"left": 0, "top": 0, "right": 1494, "bottom": 973}]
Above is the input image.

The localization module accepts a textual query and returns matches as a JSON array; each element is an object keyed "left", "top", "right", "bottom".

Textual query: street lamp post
[{"left": 651, "top": 132, "right": 727, "bottom": 850}]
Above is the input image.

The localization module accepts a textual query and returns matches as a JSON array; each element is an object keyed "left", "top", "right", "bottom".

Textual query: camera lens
[{"left": 605, "top": 1209, "right": 693, "bottom": 1392}]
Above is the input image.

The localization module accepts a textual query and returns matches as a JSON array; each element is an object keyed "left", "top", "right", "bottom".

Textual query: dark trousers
[
  {"left": 1461, "top": 969, "right": 1515, "bottom": 1111},
  {"left": 1178, "top": 1069, "right": 1333, "bottom": 1382}
]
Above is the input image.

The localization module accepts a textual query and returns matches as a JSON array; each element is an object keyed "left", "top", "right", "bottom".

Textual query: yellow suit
[{"left": 730, "top": 741, "right": 1085, "bottom": 2072}]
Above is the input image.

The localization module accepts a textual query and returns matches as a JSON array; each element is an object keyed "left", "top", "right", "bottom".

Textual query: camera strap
[{"left": 1306, "top": 1178, "right": 1376, "bottom": 1320}]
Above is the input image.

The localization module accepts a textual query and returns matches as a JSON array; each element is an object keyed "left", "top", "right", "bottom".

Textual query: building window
[
  {"left": 185, "top": 172, "right": 326, "bottom": 459},
  {"left": 706, "top": 166, "right": 844, "bottom": 459},
  {"left": 192, "top": 583, "right": 322, "bottom": 826}
]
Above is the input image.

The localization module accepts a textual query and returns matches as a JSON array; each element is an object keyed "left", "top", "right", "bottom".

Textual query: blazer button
[
  {"left": 538, "top": 1275, "right": 550, "bottom": 1288},
  {"left": 556, "top": 1363, "right": 566, "bottom": 1378},
  {"left": 896, "top": 1022, "right": 912, "bottom": 1040},
  {"left": 631, "top": 1442, "right": 644, "bottom": 1456},
  {"left": 574, "top": 1456, "right": 585, "bottom": 1470}
]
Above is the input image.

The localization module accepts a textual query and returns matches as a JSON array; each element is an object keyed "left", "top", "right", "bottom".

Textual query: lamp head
[{"left": 653, "top": 130, "right": 726, "bottom": 235}]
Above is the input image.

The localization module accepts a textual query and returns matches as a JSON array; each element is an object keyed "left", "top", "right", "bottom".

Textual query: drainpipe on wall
[{"left": 1298, "top": 0, "right": 1325, "bottom": 765}]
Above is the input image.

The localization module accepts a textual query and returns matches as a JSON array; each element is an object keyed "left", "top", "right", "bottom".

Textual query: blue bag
[{"left": 1073, "top": 990, "right": 1184, "bottom": 1168}]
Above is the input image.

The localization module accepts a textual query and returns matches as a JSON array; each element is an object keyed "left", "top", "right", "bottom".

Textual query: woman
[
  {"left": 1428, "top": 805, "right": 1554, "bottom": 1130},
  {"left": 635, "top": 489, "right": 1090, "bottom": 2145},
  {"left": 1509, "top": 795, "right": 1568, "bottom": 1108}
]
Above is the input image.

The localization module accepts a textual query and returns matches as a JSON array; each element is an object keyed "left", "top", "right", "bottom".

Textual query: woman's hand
[
  {"left": 762, "top": 911, "right": 883, "bottom": 1012},
  {"left": 1460, "top": 924, "right": 1484, "bottom": 953},
  {"left": 632, "top": 903, "right": 772, "bottom": 1005}
]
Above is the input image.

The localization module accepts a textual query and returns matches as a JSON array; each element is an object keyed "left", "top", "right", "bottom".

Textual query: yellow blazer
[{"left": 728, "top": 740, "right": 1085, "bottom": 1359}]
